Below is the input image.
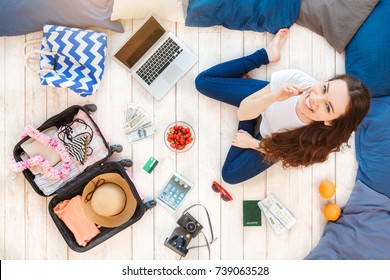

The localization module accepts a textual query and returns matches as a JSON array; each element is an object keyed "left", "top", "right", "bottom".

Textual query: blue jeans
[{"left": 195, "top": 48, "right": 274, "bottom": 184}]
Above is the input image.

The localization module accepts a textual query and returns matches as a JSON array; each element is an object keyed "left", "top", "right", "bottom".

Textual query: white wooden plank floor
[{"left": 0, "top": 19, "right": 358, "bottom": 260}]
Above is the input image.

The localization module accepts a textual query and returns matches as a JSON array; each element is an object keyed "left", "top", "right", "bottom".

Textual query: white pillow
[{"left": 111, "top": 0, "right": 186, "bottom": 23}]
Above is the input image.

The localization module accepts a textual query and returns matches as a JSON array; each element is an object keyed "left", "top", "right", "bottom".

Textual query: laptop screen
[{"left": 114, "top": 16, "right": 166, "bottom": 69}]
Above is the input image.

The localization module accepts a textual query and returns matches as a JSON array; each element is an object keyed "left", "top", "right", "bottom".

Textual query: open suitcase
[{"left": 12, "top": 104, "right": 156, "bottom": 252}]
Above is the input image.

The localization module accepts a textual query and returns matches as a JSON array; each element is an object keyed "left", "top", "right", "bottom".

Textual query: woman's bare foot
[
  {"left": 231, "top": 130, "right": 260, "bottom": 150},
  {"left": 265, "top": 28, "right": 289, "bottom": 63}
]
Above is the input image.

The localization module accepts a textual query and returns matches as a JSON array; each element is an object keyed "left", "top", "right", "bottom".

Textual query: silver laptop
[{"left": 113, "top": 15, "right": 198, "bottom": 100}]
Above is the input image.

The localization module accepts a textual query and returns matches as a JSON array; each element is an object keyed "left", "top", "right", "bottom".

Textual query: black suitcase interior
[{"left": 13, "top": 104, "right": 155, "bottom": 252}]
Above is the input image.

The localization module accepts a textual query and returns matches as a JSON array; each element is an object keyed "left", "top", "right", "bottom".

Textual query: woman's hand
[
  {"left": 232, "top": 130, "right": 261, "bottom": 150},
  {"left": 272, "top": 83, "right": 304, "bottom": 102},
  {"left": 237, "top": 83, "right": 304, "bottom": 121}
]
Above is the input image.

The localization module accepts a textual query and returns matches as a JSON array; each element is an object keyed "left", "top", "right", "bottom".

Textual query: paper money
[
  {"left": 126, "top": 104, "right": 138, "bottom": 122},
  {"left": 127, "top": 123, "right": 156, "bottom": 144},
  {"left": 124, "top": 104, "right": 156, "bottom": 144},
  {"left": 126, "top": 114, "right": 151, "bottom": 133}
]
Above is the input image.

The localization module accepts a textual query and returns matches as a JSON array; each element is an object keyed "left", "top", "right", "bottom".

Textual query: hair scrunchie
[{"left": 11, "top": 125, "right": 71, "bottom": 180}]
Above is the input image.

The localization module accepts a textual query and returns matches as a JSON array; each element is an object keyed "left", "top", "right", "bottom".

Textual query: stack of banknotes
[{"left": 124, "top": 104, "right": 156, "bottom": 144}]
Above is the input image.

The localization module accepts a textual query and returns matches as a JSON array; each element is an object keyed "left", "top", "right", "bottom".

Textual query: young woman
[{"left": 195, "top": 29, "right": 370, "bottom": 184}]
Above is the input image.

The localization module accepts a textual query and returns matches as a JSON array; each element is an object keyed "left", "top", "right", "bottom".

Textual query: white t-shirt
[{"left": 260, "top": 69, "right": 318, "bottom": 138}]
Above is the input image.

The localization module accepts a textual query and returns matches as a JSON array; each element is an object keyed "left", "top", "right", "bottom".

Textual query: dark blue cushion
[
  {"left": 345, "top": 0, "right": 390, "bottom": 98},
  {"left": 0, "top": 0, "right": 123, "bottom": 37},
  {"left": 185, "top": 0, "right": 300, "bottom": 34},
  {"left": 346, "top": 0, "right": 390, "bottom": 198},
  {"left": 355, "top": 96, "right": 390, "bottom": 199}
]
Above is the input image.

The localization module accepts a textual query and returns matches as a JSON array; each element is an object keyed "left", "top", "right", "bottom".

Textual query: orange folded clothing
[{"left": 54, "top": 195, "right": 100, "bottom": 247}]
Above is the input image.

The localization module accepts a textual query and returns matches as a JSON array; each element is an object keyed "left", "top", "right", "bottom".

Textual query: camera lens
[{"left": 186, "top": 221, "right": 196, "bottom": 233}]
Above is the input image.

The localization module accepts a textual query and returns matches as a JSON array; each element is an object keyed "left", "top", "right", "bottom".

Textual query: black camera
[{"left": 164, "top": 212, "right": 203, "bottom": 257}]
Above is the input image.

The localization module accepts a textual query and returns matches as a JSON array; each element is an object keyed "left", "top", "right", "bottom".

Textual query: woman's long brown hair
[{"left": 259, "top": 74, "right": 370, "bottom": 168}]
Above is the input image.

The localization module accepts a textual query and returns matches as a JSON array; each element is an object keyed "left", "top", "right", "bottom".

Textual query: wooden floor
[{"left": 0, "top": 19, "right": 358, "bottom": 260}]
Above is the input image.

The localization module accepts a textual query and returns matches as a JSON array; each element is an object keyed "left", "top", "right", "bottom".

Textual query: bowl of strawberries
[{"left": 164, "top": 121, "right": 195, "bottom": 152}]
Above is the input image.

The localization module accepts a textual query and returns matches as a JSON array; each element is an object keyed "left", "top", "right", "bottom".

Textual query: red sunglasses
[{"left": 211, "top": 181, "right": 233, "bottom": 202}]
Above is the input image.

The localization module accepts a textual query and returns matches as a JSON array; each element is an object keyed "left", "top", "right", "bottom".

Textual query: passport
[{"left": 243, "top": 200, "right": 262, "bottom": 227}]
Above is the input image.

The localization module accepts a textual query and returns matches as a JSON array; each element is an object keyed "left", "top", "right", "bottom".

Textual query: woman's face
[{"left": 296, "top": 79, "right": 350, "bottom": 126}]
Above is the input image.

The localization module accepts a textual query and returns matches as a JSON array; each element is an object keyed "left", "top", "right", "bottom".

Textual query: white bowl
[{"left": 164, "top": 121, "right": 195, "bottom": 153}]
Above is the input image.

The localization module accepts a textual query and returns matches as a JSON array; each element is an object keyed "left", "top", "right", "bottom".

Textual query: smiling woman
[
  {"left": 195, "top": 28, "right": 370, "bottom": 184},
  {"left": 260, "top": 73, "right": 370, "bottom": 170},
  {"left": 296, "top": 79, "right": 350, "bottom": 125}
]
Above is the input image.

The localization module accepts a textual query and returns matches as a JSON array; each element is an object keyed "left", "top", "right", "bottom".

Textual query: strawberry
[{"left": 166, "top": 123, "right": 194, "bottom": 151}]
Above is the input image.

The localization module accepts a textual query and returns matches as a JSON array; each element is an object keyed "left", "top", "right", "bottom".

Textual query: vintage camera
[{"left": 164, "top": 212, "right": 203, "bottom": 257}]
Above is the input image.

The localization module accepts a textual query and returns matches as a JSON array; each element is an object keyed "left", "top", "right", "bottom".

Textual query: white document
[{"left": 258, "top": 193, "right": 297, "bottom": 235}]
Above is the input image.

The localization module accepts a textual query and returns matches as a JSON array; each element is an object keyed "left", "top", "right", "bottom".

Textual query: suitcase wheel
[
  {"left": 119, "top": 159, "right": 133, "bottom": 168},
  {"left": 145, "top": 200, "right": 157, "bottom": 210},
  {"left": 84, "top": 104, "right": 97, "bottom": 112},
  {"left": 110, "top": 144, "right": 123, "bottom": 153}
]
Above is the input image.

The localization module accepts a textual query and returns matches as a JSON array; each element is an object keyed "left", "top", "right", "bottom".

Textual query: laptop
[{"left": 113, "top": 15, "right": 198, "bottom": 100}]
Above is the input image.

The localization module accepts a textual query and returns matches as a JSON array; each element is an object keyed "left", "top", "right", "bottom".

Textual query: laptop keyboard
[{"left": 136, "top": 37, "right": 183, "bottom": 85}]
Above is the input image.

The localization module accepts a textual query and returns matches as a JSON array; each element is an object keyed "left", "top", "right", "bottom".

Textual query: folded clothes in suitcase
[{"left": 12, "top": 104, "right": 156, "bottom": 252}]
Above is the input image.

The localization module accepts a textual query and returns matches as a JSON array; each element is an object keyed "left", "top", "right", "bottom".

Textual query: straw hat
[{"left": 81, "top": 173, "right": 137, "bottom": 228}]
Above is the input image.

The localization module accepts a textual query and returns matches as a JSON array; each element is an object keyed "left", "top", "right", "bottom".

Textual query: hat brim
[{"left": 81, "top": 172, "right": 137, "bottom": 228}]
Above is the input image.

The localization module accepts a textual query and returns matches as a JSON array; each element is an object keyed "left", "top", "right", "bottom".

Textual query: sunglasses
[{"left": 211, "top": 181, "right": 233, "bottom": 202}]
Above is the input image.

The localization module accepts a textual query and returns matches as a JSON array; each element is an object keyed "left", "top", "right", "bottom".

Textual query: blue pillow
[
  {"left": 345, "top": 0, "right": 390, "bottom": 98},
  {"left": 346, "top": 0, "right": 390, "bottom": 198},
  {"left": 0, "top": 0, "right": 123, "bottom": 37},
  {"left": 355, "top": 97, "right": 390, "bottom": 199},
  {"left": 185, "top": 0, "right": 300, "bottom": 34}
]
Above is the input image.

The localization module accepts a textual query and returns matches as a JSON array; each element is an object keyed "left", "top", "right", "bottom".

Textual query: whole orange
[
  {"left": 323, "top": 203, "right": 341, "bottom": 221},
  {"left": 318, "top": 180, "right": 336, "bottom": 199}
]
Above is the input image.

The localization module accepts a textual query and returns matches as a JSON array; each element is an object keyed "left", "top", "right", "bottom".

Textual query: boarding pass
[
  {"left": 259, "top": 204, "right": 287, "bottom": 235},
  {"left": 258, "top": 193, "right": 297, "bottom": 234}
]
